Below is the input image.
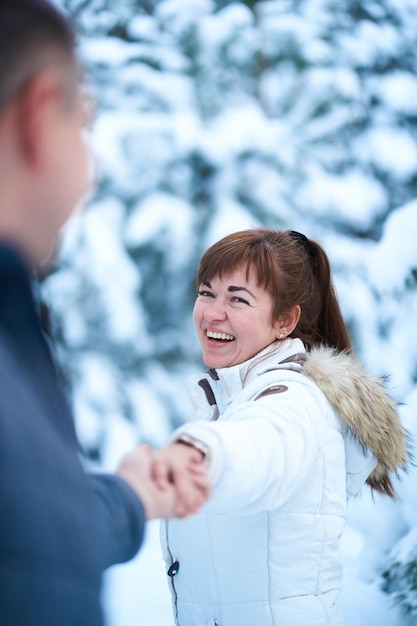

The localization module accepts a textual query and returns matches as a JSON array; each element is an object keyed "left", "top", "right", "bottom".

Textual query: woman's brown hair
[{"left": 196, "top": 228, "right": 352, "bottom": 353}]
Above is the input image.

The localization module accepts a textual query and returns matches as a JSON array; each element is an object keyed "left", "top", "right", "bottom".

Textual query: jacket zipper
[{"left": 164, "top": 520, "right": 180, "bottom": 625}]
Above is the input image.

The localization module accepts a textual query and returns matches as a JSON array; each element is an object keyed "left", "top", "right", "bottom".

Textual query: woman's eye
[
  {"left": 198, "top": 290, "right": 214, "bottom": 298},
  {"left": 232, "top": 297, "right": 249, "bottom": 305}
]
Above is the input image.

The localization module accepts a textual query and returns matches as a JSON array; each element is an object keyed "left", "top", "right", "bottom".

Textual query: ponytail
[{"left": 300, "top": 236, "right": 352, "bottom": 353}]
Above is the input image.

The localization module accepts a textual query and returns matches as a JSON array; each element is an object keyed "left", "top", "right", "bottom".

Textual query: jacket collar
[
  {"left": 190, "top": 338, "right": 305, "bottom": 418},
  {"left": 214, "top": 337, "right": 306, "bottom": 392}
]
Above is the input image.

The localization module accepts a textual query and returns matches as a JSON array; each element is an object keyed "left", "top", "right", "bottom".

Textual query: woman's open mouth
[{"left": 206, "top": 330, "right": 235, "bottom": 342}]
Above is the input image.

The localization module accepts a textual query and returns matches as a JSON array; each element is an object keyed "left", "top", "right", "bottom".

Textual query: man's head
[
  {"left": 0, "top": 0, "right": 77, "bottom": 114},
  {"left": 0, "top": 0, "right": 91, "bottom": 266}
]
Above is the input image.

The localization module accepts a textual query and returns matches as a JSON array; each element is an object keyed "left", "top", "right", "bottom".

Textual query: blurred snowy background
[{"left": 44, "top": 0, "right": 417, "bottom": 624}]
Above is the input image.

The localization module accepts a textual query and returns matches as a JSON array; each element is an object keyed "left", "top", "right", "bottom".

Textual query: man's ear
[
  {"left": 274, "top": 304, "right": 301, "bottom": 338},
  {"left": 15, "top": 70, "right": 63, "bottom": 167}
]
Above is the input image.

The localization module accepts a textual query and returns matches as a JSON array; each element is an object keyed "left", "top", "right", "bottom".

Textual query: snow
[
  {"left": 155, "top": 0, "right": 215, "bottom": 37},
  {"left": 47, "top": 0, "right": 417, "bottom": 624},
  {"left": 200, "top": 104, "right": 284, "bottom": 162},
  {"left": 200, "top": 4, "right": 256, "bottom": 64},
  {"left": 124, "top": 379, "right": 172, "bottom": 446},
  {"left": 126, "top": 192, "right": 196, "bottom": 270},
  {"left": 358, "top": 126, "right": 417, "bottom": 180},
  {"left": 91, "top": 112, "right": 179, "bottom": 195},
  {"left": 202, "top": 198, "right": 259, "bottom": 247},
  {"left": 338, "top": 576, "right": 405, "bottom": 626},
  {"left": 81, "top": 37, "right": 149, "bottom": 67},
  {"left": 368, "top": 199, "right": 417, "bottom": 292},
  {"left": 74, "top": 199, "right": 148, "bottom": 342},
  {"left": 338, "top": 21, "right": 400, "bottom": 65},
  {"left": 296, "top": 166, "right": 388, "bottom": 229},
  {"left": 371, "top": 71, "right": 417, "bottom": 115}
]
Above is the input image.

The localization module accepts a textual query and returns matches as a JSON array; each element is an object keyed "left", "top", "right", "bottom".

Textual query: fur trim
[{"left": 301, "top": 346, "right": 409, "bottom": 498}]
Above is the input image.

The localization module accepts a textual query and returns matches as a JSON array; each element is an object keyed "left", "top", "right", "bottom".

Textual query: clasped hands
[{"left": 117, "top": 442, "right": 211, "bottom": 520}]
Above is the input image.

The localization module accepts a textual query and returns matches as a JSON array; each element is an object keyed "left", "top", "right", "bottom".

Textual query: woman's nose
[{"left": 204, "top": 300, "right": 227, "bottom": 321}]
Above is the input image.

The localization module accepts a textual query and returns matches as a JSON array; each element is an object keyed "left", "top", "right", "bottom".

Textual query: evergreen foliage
[{"left": 44, "top": 1, "right": 417, "bottom": 618}]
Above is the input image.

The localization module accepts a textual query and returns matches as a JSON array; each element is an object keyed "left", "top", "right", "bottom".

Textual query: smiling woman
[
  {"left": 193, "top": 265, "right": 299, "bottom": 369},
  {"left": 156, "top": 228, "right": 408, "bottom": 626}
]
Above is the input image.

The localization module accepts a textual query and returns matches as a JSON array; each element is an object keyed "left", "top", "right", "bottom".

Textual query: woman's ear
[{"left": 275, "top": 305, "right": 301, "bottom": 339}]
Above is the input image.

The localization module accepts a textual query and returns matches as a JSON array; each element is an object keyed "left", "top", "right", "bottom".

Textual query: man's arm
[
  {"left": 87, "top": 472, "right": 147, "bottom": 570},
  {"left": 89, "top": 443, "right": 211, "bottom": 570}
]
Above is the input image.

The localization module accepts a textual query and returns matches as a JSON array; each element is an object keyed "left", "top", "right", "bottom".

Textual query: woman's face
[{"left": 193, "top": 265, "right": 280, "bottom": 369}]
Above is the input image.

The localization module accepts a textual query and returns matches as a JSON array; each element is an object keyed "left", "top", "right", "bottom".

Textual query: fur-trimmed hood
[{"left": 284, "top": 346, "right": 409, "bottom": 498}]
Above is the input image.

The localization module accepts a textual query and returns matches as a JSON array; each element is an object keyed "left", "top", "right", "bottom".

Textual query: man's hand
[
  {"left": 116, "top": 443, "right": 211, "bottom": 520},
  {"left": 151, "top": 443, "right": 211, "bottom": 518}
]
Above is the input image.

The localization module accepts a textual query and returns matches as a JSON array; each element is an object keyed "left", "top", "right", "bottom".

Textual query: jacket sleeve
[
  {"left": 172, "top": 377, "right": 333, "bottom": 515},
  {"left": 87, "top": 473, "right": 146, "bottom": 570}
]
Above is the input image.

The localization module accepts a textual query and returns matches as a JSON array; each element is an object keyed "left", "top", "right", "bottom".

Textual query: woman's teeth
[{"left": 206, "top": 331, "right": 235, "bottom": 341}]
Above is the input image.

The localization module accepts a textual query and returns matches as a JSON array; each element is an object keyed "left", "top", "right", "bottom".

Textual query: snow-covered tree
[{"left": 44, "top": 1, "right": 417, "bottom": 622}]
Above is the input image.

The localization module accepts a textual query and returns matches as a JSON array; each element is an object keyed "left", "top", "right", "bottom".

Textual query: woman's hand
[{"left": 151, "top": 443, "right": 211, "bottom": 518}]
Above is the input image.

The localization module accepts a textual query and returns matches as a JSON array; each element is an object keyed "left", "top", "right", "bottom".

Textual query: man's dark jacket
[{"left": 0, "top": 244, "right": 146, "bottom": 626}]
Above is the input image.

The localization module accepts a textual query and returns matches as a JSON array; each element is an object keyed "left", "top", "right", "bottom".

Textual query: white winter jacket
[{"left": 161, "top": 339, "right": 407, "bottom": 626}]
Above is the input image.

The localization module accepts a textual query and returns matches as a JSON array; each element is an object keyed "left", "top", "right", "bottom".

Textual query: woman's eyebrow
[{"left": 228, "top": 286, "right": 256, "bottom": 299}]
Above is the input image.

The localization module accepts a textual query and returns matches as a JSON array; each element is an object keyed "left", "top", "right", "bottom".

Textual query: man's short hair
[{"left": 0, "top": 0, "right": 77, "bottom": 113}]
